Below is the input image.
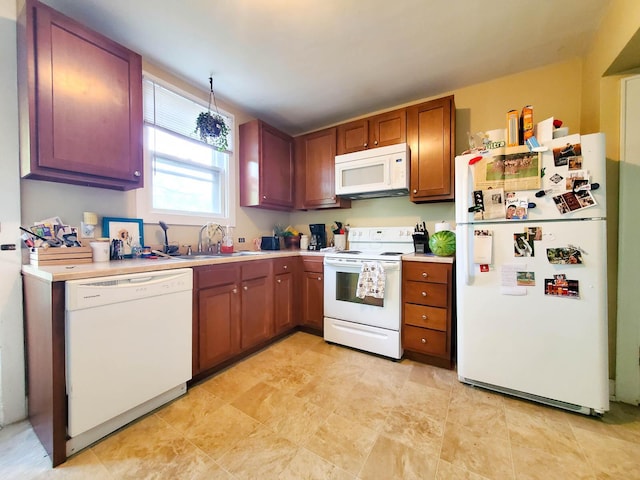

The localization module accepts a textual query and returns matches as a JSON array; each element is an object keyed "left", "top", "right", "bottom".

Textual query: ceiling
[{"left": 40, "top": 0, "right": 611, "bottom": 136}]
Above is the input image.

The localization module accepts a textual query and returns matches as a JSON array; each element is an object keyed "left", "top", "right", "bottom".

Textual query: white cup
[
  {"left": 334, "top": 234, "right": 346, "bottom": 251},
  {"left": 90, "top": 241, "right": 110, "bottom": 262}
]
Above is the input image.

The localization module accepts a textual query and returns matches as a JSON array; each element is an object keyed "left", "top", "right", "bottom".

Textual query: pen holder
[{"left": 412, "top": 233, "right": 431, "bottom": 254}]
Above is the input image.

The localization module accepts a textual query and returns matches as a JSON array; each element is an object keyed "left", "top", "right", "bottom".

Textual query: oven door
[{"left": 323, "top": 257, "right": 401, "bottom": 330}]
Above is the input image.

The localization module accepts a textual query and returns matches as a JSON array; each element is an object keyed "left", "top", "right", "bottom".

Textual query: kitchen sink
[{"left": 175, "top": 251, "right": 266, "bottom": 259}]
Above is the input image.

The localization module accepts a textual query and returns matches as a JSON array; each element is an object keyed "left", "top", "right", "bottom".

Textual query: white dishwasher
[{"left": 65, "top": 268, "right": 192, "bottom": 455}]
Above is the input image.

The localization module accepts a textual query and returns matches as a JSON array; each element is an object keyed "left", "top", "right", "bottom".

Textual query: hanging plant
[{"left": 194, "top": 76, "right": 230, "bottom": 151}]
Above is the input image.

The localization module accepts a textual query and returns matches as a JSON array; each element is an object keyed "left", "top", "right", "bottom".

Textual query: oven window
[{"left": 335, "top": 272, "right": 384, "bottom": 307}]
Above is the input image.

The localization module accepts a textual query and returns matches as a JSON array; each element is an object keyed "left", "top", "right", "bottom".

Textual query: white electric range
[{"left": 323, "top": 226, "right": 415, "bottom": 359}]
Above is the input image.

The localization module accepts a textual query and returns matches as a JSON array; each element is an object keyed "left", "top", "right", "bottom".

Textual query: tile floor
[{"left": 2, "top": 331, "right": 640, "bottom": 479}]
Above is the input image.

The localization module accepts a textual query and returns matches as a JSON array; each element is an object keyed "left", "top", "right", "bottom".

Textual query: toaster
[{"left": 260, "top": 236, "right": 280, "bottom": 251}]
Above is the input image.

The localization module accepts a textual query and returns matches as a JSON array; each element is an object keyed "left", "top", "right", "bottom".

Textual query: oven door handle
[{"left": 324, "top": 258, "right": 400, "bottom": 271}]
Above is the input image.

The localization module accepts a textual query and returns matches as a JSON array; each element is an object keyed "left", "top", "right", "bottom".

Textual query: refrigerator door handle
[{"left": 458, "top": 226, "right": 472, "bottom": 286}]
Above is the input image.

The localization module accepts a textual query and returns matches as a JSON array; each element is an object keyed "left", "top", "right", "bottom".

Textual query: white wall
[{"left": 0, "top": 1, "right": 27, "bottom": 425}]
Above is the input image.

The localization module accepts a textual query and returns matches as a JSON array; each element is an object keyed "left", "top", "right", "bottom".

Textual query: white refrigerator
[{"left": 455, "top": 132, "right": 609, "bottom": 415}]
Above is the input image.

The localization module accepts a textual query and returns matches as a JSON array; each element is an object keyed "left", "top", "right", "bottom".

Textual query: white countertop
[
  {"left": 22, "top": 250, "right": 325, "bottom": 282},
  {"left": 402, "top": 253, "right": 455, "bottom": 264}
]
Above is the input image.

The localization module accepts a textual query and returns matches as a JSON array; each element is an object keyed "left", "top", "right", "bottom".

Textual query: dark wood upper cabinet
[
  {"left": 295, "top": 127, "right": 350, "bottom": 210},
  {"left": 17, "top": 0, "right": 143, "bottom": 190},
  {"left": 336, "top": 109, "right": 406, "bottom": 155},
  {"left": 239, "top": 119, "right": 295, "bottom": 211},
  {"left": 407, "top": 96, "right": 455, "bottom": 202}
]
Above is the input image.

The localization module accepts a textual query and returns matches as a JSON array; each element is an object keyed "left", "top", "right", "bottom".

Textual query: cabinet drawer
[
  {"left": 403, "top": 261, "right": 449, "bottom": 284},
  {"left": 403, "top": 325, "right": 447, "bottom": 356},
  {"left": 195, "top": 265, "right": 238, "bottom": 289},
  {"left": 302, "top": 257, "right": 324, "bottom": 273},
  {"left": 404, "top": 303, "right": 447, "bottom": 331},
  {"left": 273, "top": 257, "right": 296, "bottom": 274},
  {"left": 403, "top": 281, "right": 448, "bottom": 307},
  {"left": 241, "top": 260, "right": 270, "bottom": 280}
]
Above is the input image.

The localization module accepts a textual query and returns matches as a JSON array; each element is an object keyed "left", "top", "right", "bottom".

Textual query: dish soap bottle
[{"left": 220, "top": 225, "right": 234, "bottom": 254}]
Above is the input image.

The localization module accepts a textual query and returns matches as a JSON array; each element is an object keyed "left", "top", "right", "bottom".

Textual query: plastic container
[
  {"left": 220, "top": 226, "right": 234, "bottom": 254},
  {"left": 89, "top": 241, "right": 110, "bottom": 262}
]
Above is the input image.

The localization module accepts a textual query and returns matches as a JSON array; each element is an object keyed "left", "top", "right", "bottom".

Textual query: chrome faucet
[{"left": 198, "top": 222, "right": 223, "bottom": 253}]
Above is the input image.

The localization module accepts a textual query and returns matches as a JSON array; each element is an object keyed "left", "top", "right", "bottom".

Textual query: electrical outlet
[{"left": 238, "top": 237, "right": 245, "bottom": 243}]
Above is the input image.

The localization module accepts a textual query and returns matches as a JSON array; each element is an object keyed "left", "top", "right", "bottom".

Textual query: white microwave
[{"left": 334, "top": 143, "right": 410, "bottom": 199}]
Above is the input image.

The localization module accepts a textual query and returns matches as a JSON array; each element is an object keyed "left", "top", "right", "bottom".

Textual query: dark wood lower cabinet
[
  {"left": 300, "top": 257, "right": 324, "bottom": 333},
  {"left": 240, "top": 261, "right": 274, "bottom": 350}
]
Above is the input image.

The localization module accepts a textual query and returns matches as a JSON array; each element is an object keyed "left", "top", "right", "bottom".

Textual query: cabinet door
[
  {"left": 240, "top": 276, "right": 274, "bottom": 350},
  {"left": 336, "top": 119, "right": 368, "bottom": 155},
  {"left": 239, "top": 120, "right": 294, "bottom": 211},
  {"left": 198, "top": 283, "right": 240, "bottom": 372},
  {"left": 370, "top": 109, "right": 406, "bottom": 149},
  {"left": 407, "top": 96, "right": 455, "bottom": 202},
  {"left": 19, "top": 0, "right": 143, "bottom": 190},
  {"left": 301, "top": 271, "right": 324, "bottom": 330},
  {"left": 274, "top": 272, "right": 295, "bottom": 334},
  {"left": 295, "top": 128, "right": 350, "bottom": 210}
]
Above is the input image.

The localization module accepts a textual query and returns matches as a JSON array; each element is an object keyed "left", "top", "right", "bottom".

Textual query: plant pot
[{"left": 283, "top": 235, "right": 300, "bottom": 250}]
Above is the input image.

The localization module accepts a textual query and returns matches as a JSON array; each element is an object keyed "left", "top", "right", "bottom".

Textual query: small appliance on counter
[
  {"left": 308, "top": 224, "right": 327, "bottom": 251},
  {"left": 260, "top": 236, "right": 280, "bottom": 250}
]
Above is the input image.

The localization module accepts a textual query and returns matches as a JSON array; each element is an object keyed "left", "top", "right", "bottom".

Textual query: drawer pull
[
  {"left": 317, "top": 276, "right": 322, "bottom": 281},
  {"left": 421, "top": 338, "right": 427, "bottom": 344},
  {"left": 243, "top": 285, "right": 248, "bottom": 291},
  {"left": 277, "top": 279, "right": 281, "bottom": 284},
  {"left": 422, "top": 272, "right": 428, "bottom": 278},
  {"left": 421, "top": 291, "right": 427, "bottom": 297},
  {"left": 283, "top": 265, "right": 288, "bottom": 270},
  {"left": 421, "top": 314, "right": 427, "bottom": 320}
]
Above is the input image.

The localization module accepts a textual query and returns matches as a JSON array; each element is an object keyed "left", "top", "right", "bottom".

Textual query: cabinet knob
[
  {"left": 363, "top": 142, "right": 368, "bottom": 147},
  {"left": 413, "top": 189, "right": 418, "bottom": 194},
  {"left": 243, "top": 285, "right": 248, "bottom": 291},
  {"left": 277, "top": 279, "right": 282, "bottom": 284},
  {"left": 421, "top": 272, "right": 428, "bottom": 278},
  {"left": 317, "top": 276, "right": 322, "bottom": 281},
  {"left": 421, "top": 338, "right": 427, "bottom": 344},
  {"left": 422, "top": 314, "right": 427, "bottom": 320},
  {"left": 421, "top": 291, "right": 427, "bottom": 297},
  {"left": 232, "top": 288, "right": 238, "bottom": 294},
  {"left": 283, "top": 265, "right": 288, "bottom": 270},
  {"left": 133, "top": 170, "right": 141, "bottom": 177},
  {"left": 262, "top": 195, "right": 267, "bottom": 199},
  {"left": 374, "top": 140, "right": 378, "bottom": 145}
]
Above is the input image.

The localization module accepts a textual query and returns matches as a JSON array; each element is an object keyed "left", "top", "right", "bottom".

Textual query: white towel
[{"left": 356, "top": 262, "right": 386, "bottom": 299}]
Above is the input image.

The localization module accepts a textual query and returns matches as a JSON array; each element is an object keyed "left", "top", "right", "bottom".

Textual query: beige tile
[
  {"left": 505, "top": 404, "right": 583, "bottom": 458},
  {"left": 573, "top": 425, "right": 640, "bottom": 479},
  {"left": 447, "top": 395, "right": 509, "bottom": 441},
  {"left": 333, "top": 380, "right": 398, "bottom": 431},
  {"left": 232, "top": 381, "right": 330, "bottom": 444},
  {"left": 199, "top": 364, "right": 266, "bottom": 403},
  {"left": 217, "top": 424, "right": 298, "bottom": 479},
  {"left": 510, "top": 444, "right": 594, "bottom": 480},
  {"left": 382, "top": 404, "right": 445, "bottom": 454},
  {"left": 359, "top": 434, "right": 438, "bottom": 480},
  {"left": 440, "top": 420, "right": 515, "bottom": 480},
  {"left": 436, "top": 459, "right": 492, "bottom": 480},
  {"left": 567, "top": 401, "right": 640, "bottom": 445},
  {"left": 155, "top": 385, "right": 225, "bottom": 433},
  {"left": 396, "top": 380, "right": 451, "bottom": 422},
  {"left": 305, "top": 413, "right": 378, "bottom": 475},
  {"left": 90, "top": 414, "right": 216, "bottom": 480},
  {"left": 409, "top": 362, "right": 457, "bottom": 392},
  {"left": 183, "top": 403, "right": 261, "bottom": 461},
  {"left": 278, "top": 447, "right": 355, "bottom": 480},
  {"left": 261, "top": 362, "right": 316, "bottom": 394}
]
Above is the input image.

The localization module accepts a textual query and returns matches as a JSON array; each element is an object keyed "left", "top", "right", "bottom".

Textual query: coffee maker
[{"left": 308, "top": 224, "right": 327, "bottom": 251}]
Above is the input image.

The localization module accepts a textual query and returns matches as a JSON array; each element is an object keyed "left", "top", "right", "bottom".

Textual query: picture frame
[{"left": 102, "top": 217, "right": 144, "bottom": 258}]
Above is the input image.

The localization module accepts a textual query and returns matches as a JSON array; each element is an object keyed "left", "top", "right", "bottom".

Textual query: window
[{"left": 136, "top": 76, "right": 235, "bottom": 226}]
